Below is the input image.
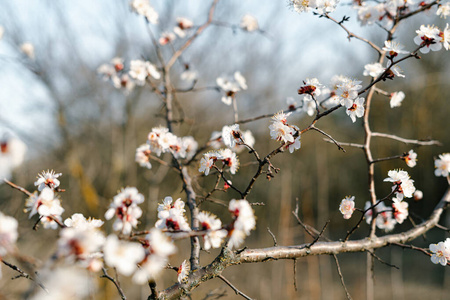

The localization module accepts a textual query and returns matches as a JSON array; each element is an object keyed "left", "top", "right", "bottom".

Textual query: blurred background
[{"left": 0, "top": 0, "right": 449, "bottom": 299}]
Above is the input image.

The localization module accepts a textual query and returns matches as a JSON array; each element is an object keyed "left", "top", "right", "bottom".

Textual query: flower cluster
[
  {"left": 199, "top": 149, "right": 240, "bottom": 176},
  {"left": 354, "top": 1, "right": 421, "bottom": 28},
  {"left": 104, "top": 187, "right": 144, "bottom": 235},
  {"left": 434, "top": 153, "right": 450, "bottom": 177},
  {"left": 364, "top": 201, "right": 396, "bottom": 232},
  {"left": 133, "top": 228, "right": 177, "bottom": 283},
  {"left": 25, "top": 186, "right": 64, "bottom": 230},
  {"left": 363, "top": 197, "right": 409, "bottom": 232},
  {"left": 135, "top": 143, "right": 152, "bottom": 169},
  {"left": 384, "top": 169, "right": 416, "bottom": 200},
  {"left": 269, "top": 112, "right": 301, "bottom": 152},
  {"left": 130, "top": 0, "right": 159, "bottom": 24},
  {"left": 339, "top": 196, "right": 355, "bottom": 219},
  {"left": 334, "top": 76, "right": 365, "bottom": 123},
  {"left": 197, "top": 211, "right": 228, "bottom": 250},
  {"left": 97, "top": 57, "right": 135, "bottom": 92},
  {"left": 228, "top": 199, "right": 256, "bottom": 249},
  {"left": 174, "top": 17, "right": 194, "bottom": 38},
  {"left": 103, "top": 226, "right": 175, "bottom": 284},
  {"left": 414, "top": 24, "right": 449, "bottom": 53},
  {"left": 144, "top": 126, "right": 198, "bottom": 161},
  {"left": 392, "top": 197, "right": 409, "bottom": 224},
  {"left": 291, "top": 0, "right": 339, "bottom": 14},
  {"left": 216, "top": 72, "right": 247, "bottom": 105},
  {"left": 159, "top": 17, "right": 194, "bottom": 45},
  {"left": 155, "top": 196, "right": 190, "bottom": 233},
  {"left": 437, "top": 2, "right": 450, "bottom": 19},
  {"left": 129, "top": 59, "right": 161, "bottom": 85},
  {"left": 429, "top": 238, "right": 450, "bottom": 266},
  {"left": 97, "top": 57, "right": 161, "bottom": 90},
  {"left": 209, "top": 125, "right": 255, "bottom": 153},
  {"left": 57, "top": 214, "right": 105, "bottom": 271},
  {"left": 103, "top": 234, "right": 145, "bottom": 276},
  {"left": 363, "top": 61, "right": 405, "bottom": 80}
]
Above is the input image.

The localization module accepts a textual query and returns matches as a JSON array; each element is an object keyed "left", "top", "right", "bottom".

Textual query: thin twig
[
  {"left": 332, "top": 254, "right": 352, "bottom": 300},
  {"left": 323, "top": 13, "right": 382, "bottom": 53},
  {"left": 311, "top": 126, "right": 345, "bottom": 152},
  {"left": 101, "top": 268, "right": 126, "bottom": 300},
  {"left": 370, "top": 154, "right": 403, "bottom": 164},
  {"left": 2, "top": 260, "right": 48, "bottom": 292},
  {"left": 217, "top": 275, "right": 253, "bottom": 300},
  {"left": 371, "top": 132, "right": 441, "bottom": 146},
  {"left": 366, "top": 250, "right": 399, "bottom": 269},
  {"left": 292, "top": 198, "right": 316, "bottom": 239},
  {"left": 293, "top": 258, "right": 298, "bottom": 291},
  {"left": 267, "top": 227, "right": 278, "bottom": 247},
  {"left": 306, "top": 220, "right": 330, "bottom": 248},
  {"left": 323, "top": 138, "right": 364, "bottom": 149},
  {"left": 3, "top": 179, "right": 33, "bottom": 196}
]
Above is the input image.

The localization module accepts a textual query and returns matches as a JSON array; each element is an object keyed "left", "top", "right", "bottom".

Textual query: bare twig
[
  {"left": 166, "top": 0, "right": 220, "bottom": 70},
  {"left": 267, "top": 227, "right": 278, "bottom": 247},
  {"left": 370, "top": 154, "right": 403, "bottom": 164},
  {"left": 332, "top": 254, "right": 352, "bottom": 300},
  {"left": 293, "top": 258, "right": 298, "bottom": 291},
  {"left": 306, "top": 220, "right": 330, "bottom": 248},
  {"left": 292, "top": 198, "right": 316, "bottom": 239},
  {"left": 2, "top": 260, "right": 47, "bottom": 292},
  {"left": 311, "top": 126, "right": 345, "bottom": 152},
  {"left": 371, "top": 132, "right": 441, "bottom": 146},
  {"left": 366, "top": 250, "right": 399, "bottom": 269},
  {"left": 217, "top": 275, "right": 253, "bottom": 300},
  {"left": 3, "top": 178, "right": 33, "bottom": 196},
  {"left": 323, "top": 13, "right": 382, "bottom": 53},
  {"left": 101, "top": 268, "right": 126, "bottom": 300},
  {"left": 323, "top": 138, "right": 364, "bottom": 149}
]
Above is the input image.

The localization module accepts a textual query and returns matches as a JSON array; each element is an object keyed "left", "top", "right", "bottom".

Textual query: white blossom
[
  {"left": 104, "top": 234, "right": 145, "bottom": 276},
  {"left": 414, "top": 24, "right": 442, "bottom": 53},
  {"left": 20, "top": 42, "right": 35, "bottom": 59},
  {"left": 434, "top": 153, "right": 450, "bottom": 177},
  {"left": 177, "top": 260, "right": 190, "bottom": 283},
  {"left": 403, "top": 150, "right": 417, "bottom": 168},
  {"left": 135, "top": 143, "right": 152, "bottom": 169},
  {"left": 363, "top": 63, "right": 384, "bottom": 78},
  {"left": 240, "top": 14, "right": 259, "bottom": 32},
  {"left": 104, "top": 187, "right": 144, "bottom": 235},
  {"left": 34, "top": 170, "right": 62, "bottom": 191},
  {"left": 390, "top": 91, "right": 405, "bottom": 108},
  {"left": 392, "top": 197, "right": 408, "bottom": 224},
  {"left": 384, "top": 169, "right": 416, "bottom": 200},
  {"left": 346, "top": 97, "right": 365, "bottom": 123},
  {"left": 429, "top": 241, "right": 450, "bottom": 266},
  {"left": 197, "top": 211, "right": 227, "bottom": 250},
  {"left": 130, "top": 0, "right": 159, "bottom": 24},
  {"left": 339, "top": 196, "right": 355, "bottom": 219},
  {"left": 437, "top": 3, "right": 450, "bottom": 19}
]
